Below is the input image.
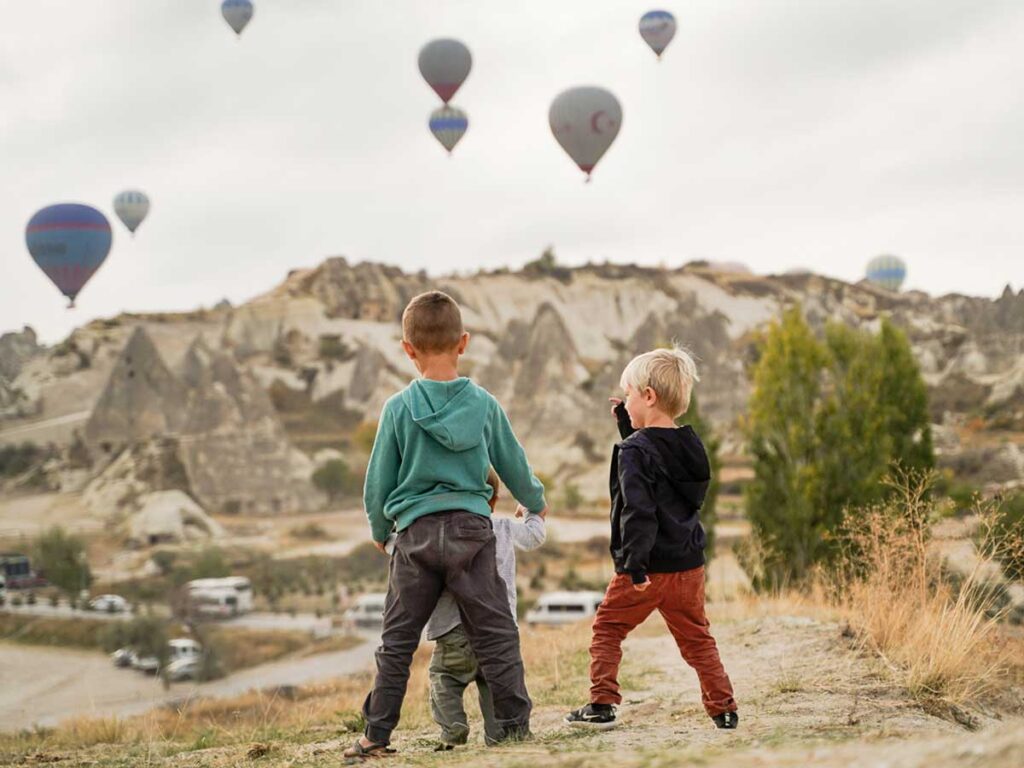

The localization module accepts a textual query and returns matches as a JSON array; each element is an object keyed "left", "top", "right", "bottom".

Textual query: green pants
[{"left": 429, "top": 625, "right": 501, "bottom": 746}]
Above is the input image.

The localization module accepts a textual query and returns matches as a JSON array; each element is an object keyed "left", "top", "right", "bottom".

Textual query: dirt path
[{"left": 17, "top": 610, "right": 1022, "bottom": 767}]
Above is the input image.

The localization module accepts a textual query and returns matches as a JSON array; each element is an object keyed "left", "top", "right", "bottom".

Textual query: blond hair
[
  {"left": 402, "top": 291, "right": 464, "bottom": 353},
  {"left": 619, "top": 346, "right": 700, "bottom": 418}
]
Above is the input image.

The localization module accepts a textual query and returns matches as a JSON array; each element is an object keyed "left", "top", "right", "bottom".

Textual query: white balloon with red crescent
[
  {"left": 639, "top": 10, "right": 677, "bottom": 59},
  {"left": 418, "top": 39, "right": 472, "bottom": 104},
  {"left": 548, "top": 86, "right": 622, "bottom": 181}
]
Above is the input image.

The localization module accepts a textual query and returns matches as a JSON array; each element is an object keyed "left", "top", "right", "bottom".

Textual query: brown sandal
[{"left": 343, "top": 739, "right": 396, "bottom": 759}]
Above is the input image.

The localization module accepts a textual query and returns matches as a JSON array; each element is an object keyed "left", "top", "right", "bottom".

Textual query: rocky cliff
[{"left": 1, "top": 257, "right": 1021, "bottom": 505}]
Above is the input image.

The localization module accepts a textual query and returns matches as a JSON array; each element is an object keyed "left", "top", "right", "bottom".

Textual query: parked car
[
  {"left": 163, "top": 655, "right": 203, "bottom": 682},
  {"left": 344, "top": 593, "right": 387, "bottom": 629},
  {"left": 89, "top": 594, "right": 129, "bottom": 613},
  {"left": 110, "top": 647, "right": 136, "bottom": 668},
  {"left": 525, "top": 591, "right": 604, "bottom": 627},
  {"left": 132, "top": 638, "right": 203, "bottom": 675}
]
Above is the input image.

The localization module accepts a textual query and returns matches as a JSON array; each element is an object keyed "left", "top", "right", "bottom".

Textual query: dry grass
[
  {"left": 832, "top": 474, "right": 1021, "bottom": 706},
  {"left": 0, "top": 620, "right": 607, "bottom": 759}
]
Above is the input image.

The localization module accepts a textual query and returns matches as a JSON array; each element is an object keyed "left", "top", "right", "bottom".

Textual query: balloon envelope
[
  {"left": 113, "top": 190, "right": 150, "bottom": 234},
  {"left": 222, "top": 0, "right": 254, "bottom": 36},
  {"left": 429, "top": 105, "right": 468, "bottom": 154},
  {"left": 549, "top": 86, "right": 622, "bottom": 179},
  {"left": 418, "top": 39, "right": 472, "bottom": 104},
  {"left": 26, "top": 204, "right": 112, "bottom": 306},
  {"left": 865, "top": 254, "right": 907, "bottom": 291},
  {"left": 639, "top": 10, "right": 677, "bottom": 58}
]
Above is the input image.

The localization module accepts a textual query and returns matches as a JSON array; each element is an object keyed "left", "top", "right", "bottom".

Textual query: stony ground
[{"left": 7, "top": 608, "right": 1023, "bottom": 767}]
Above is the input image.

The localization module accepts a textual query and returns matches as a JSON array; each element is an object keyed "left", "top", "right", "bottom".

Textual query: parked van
[
  {"left": 344, "top": 593, "right": 386, "bottom": 629},
  {"left": 187, "top": 576, "right": 253, "bottom": 617},
  {"left": 131, "top": 637, "right": 203, "bottom": 674},
  {"left": 525, "top": 591, "right": 604, "bottom": 627}
]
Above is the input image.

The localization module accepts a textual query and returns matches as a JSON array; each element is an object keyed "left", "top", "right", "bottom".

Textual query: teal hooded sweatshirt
[{"left": 362, "top": 378, "right": 547, "bottom": 542}]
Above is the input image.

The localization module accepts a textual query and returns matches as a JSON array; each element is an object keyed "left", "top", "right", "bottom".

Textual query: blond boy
[{"left": 565, "top": 347, "right": 737, "bottom": 730}]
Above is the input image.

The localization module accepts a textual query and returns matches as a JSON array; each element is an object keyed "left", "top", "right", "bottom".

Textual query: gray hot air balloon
[
  {"left": 549, "top": 86, "right": 622, "bottom": 181},
  {"left": 222, "top": 0, "right": 254, "bottom": 37},
  {"left": 639, "top": 10, "right": 677, "bottom": 59},
  {"left": 429, "top": 105, "right": 469, "bottom": 155},
  {"left": 418, "top": 39, "right": 472, "bottom": 104},
  {"left": 113, "top": 190, "right": 150, "bottom": 236}
]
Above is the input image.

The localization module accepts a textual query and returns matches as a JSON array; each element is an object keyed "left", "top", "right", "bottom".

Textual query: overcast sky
[{"left": 2, "top": 1, "right": 1022, "bottom": 343}]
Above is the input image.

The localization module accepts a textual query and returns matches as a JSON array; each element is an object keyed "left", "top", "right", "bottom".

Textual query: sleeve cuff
[{"left": 629, "top": 570, "right": 648, "bottom": 585}]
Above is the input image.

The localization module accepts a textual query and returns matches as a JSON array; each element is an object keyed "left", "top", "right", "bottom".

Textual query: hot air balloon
[
  {"left": 639, "top": 10, "right": 677, "bottom": 59},
  {"left": 418, "top": 39, "right": 472, "bottom": 104},
  {"left": 865, "top": 255, "right": 907, "bottom": 292},
  {"left": 549, "top": 86, "right": 622, "bottom": 181},
  {"left": 25, "top": 204, "right": 113, "bottom": 308},
  {"left": 222, "top": 0, "right": 254, "bottom": 37},
  {"left": 113, "top": 190, "right": 150, "bottom": 236},
  {"left": 429, "top": 105, "right": 468, "bottom": 155}
]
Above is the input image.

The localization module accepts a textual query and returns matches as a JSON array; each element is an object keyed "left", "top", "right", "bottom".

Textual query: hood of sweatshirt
[
  {"left": 632, "top": 425, "right": 711, "bottom": 508},
  {"left": 400, "top": 377, "right": 490, "bottom": 452}
]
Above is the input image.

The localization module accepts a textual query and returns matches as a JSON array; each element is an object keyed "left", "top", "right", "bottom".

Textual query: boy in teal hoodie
[{"left": 346, "top": 291, "right": 548, "bottom": 758}]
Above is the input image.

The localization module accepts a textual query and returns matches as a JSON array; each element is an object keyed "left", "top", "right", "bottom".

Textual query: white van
[
  {"left": 187, "top": 577, "right": 253, "bottom": 617},
  {"left": 344, "top": 593, "right": 387, "bottom": 629},
  {"left": 132, "top": 637, "right": 203, "bottom": 674},
  {"left": 525, "top": 591, "right": 604, "bottom": 627}
]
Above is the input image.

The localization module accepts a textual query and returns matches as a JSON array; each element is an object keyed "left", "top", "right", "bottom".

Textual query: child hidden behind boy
[
  {"left": 565, "top": 346, "right": 738, "bottom": 731},
  {"left": 423, "top": 468, "right": 545, "bottom": 749},
  {"left": 345, "top": 291, "right": 549, "bottom": 759}
]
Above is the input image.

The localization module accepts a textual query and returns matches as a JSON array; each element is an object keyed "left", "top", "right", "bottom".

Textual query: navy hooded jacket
[{"left": 609, "top": 403, "right": 711, "bottom": 583}]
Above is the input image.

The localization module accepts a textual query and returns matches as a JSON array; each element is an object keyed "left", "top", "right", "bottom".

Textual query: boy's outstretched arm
[
  {"left": 488, "top": 403, "right": 547, "bottom": 514},
  {"left": 618, "top": 444, "right": 658, "bottom": 586},
  {"left": 510, "top": 514, "right": 546, "bottom": 552},
  {"left": 363, "top": 403, "right": 401, "bottom": 544}
]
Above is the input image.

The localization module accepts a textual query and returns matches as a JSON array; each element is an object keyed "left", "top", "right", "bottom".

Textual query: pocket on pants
[{"left": 453, "top": 515, "right": 493, "bottom": 541}]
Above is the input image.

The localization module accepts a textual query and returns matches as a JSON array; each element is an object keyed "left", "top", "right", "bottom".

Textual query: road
[{"left": 0, "top": 632, "right": 379, "bottom": 731}]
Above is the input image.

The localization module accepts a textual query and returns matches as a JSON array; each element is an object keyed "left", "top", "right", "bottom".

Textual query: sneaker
[
  {"left": 565, "top": 703, "right": 617, "bottom": 730},
  {"left": 712, "top": 711, "right": 739, "bottom": 729}
]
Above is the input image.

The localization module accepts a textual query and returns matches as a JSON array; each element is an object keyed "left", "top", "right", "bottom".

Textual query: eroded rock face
[
  {"left": 0, "top": 327, "right": 40, "bottom": 380},
  {"left": 4, "top": 259, "right": 1022, "bottom": 499},
  {"left": 83, "top": 332, "right": 318, "bottom": 516},
  {"left": 83, "top": 327, "right": 186, "bottom": 454}
]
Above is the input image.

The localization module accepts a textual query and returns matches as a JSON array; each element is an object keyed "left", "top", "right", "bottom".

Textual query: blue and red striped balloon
[{"left": 25, "top": 204, "right": 113, "bottom": 307}]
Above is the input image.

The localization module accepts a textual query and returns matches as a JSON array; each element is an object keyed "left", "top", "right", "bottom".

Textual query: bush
[
  {"left": 833, "top": 473, "right": 1013, "bottom": 704},
  {"left": 32, "top": 526, "right": 92, "bottom": 597},
  {"left": 562, "top": 484, "right": 583, "bottom": 511},
  {"left": 318, "top": 334, "right": 354, "bottom": 362},
  {"left": 0, "top": 443, "right": 44, "bottom": 478},
  {"left": 991, "top": 492, "right": 1024, "bottom": 582},
  {"left": 312, "top": 459, "right": 362, "bottom": 502},
  {"left": 100, "top": 616, "right": 170, "bottom": 665}
]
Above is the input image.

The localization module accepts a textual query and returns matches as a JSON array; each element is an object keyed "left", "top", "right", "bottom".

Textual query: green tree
[
  {"left": 312, "top": 458, "right": 357, "bottom": 502},
  {"left": 101, "top": 615, "right": 169, "bottom": 667},
  {"left": 32, "top": 527, "right": 91, "bottom": 597},
  {"left": 743, "top": 309, "right": 935, "bottom": 587},
  {"left": 678, "top": 394, "right": 720, "bottom": 562},
  {"left": 744, "top": 308, "right": 829, "bottom": 585}
]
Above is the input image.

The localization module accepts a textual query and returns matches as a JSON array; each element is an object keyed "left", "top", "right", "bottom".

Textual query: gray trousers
[
  {"left": 361, "top": 511, "right": 531, "bottom": 745},
  {"left": 430, "top": 625, "right": 501, "bottom": 746}
]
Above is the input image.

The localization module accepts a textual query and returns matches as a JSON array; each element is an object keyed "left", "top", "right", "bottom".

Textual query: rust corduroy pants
[{"left": 589, "top": 567, "right": 736, "bottom": 716}]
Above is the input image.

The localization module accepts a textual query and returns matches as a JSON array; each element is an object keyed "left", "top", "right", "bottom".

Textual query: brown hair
[{"left": 402, "top": 291, "right": 464, "bottom": 353}]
